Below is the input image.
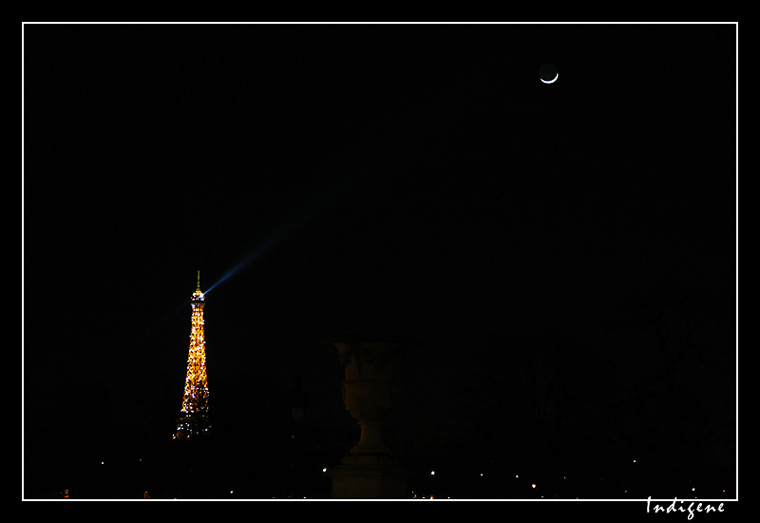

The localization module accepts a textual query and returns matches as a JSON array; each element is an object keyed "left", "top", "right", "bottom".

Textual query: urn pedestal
[{"left": 326, "top": 338, "right": 411, "bottom": 499}]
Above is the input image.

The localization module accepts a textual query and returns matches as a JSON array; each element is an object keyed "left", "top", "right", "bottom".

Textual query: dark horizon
[{"left": 23, "top": 22, "right": 737, "bottom": 500}]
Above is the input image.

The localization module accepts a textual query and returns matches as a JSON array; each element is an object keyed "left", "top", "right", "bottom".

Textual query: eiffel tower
[{"left": 174, "top": 271, "right": 210, "bottom": 440}]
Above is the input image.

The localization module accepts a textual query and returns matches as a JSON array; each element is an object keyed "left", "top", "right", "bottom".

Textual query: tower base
[{"left": 173, "top": 413, "right": 210, "bottom": 440}]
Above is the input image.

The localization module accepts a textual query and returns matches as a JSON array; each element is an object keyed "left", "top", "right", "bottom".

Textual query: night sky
[{"left": 23, "top": 22, "right": 736, "bottom": 500}]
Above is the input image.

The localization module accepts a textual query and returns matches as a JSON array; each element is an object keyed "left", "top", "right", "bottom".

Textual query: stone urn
[{"left": 325, "top": 337, "right": 412, "bottom": 498}]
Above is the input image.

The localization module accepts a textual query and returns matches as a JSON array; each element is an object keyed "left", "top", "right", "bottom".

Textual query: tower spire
[{"left": 196, "top": 270, "right": 201, "bottom": 291}]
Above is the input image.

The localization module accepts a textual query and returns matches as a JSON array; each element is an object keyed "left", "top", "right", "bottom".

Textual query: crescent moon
[{"left": 541, "top": 72, "right": 559, "bottom": 84}]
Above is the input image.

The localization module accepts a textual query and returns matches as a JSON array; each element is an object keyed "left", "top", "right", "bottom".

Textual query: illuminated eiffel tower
[{"left": 174, "top": 271, "right": 210, "bottom": 440}]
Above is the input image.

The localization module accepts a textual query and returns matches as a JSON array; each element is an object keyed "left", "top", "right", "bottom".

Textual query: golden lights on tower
[{"left": 174, "top": 271, "right": 210, "bottom": 440}]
